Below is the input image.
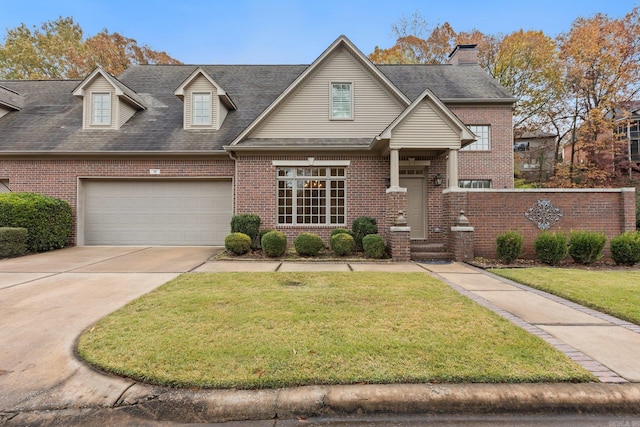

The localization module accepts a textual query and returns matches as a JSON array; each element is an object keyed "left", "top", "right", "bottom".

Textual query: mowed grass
[
  {"left": 77, "top": 272, "right": 593, "bottom": 389},
  {"left": 491, "top": 268, "right": 640, "bottom": 325}
]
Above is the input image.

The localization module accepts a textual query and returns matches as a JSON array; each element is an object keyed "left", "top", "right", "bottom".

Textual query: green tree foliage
[{"left": 0, "top": 16, "right": 181, "bottom": 79}]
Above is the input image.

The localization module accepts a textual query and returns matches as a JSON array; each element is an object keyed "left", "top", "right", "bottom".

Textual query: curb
[{"left": 115, "top": 383, "right": 640, "bottom": 423}]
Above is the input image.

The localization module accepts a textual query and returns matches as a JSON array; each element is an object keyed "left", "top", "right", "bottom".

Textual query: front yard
[
  {"left": 77, "top": 272, "right": 593, "bottom": 389},
  {"left": 490, "top": 268, "right": 640, "bottom": 325}
]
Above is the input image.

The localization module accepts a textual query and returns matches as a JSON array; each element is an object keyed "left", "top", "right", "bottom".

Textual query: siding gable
[
  {"left": 73, "top": 68, "right": 145, "bottom": 130},
  {"left": 390, "top": 99, "right": 461, "bottom": 150},
  {"left": 250, "top": 46, "right": 405, "bottom": 139},
  {"left": 82, "top": 75, "right": 117, "bottom": 130},
  {"left": 183, "top": 74, "right": 218, "bottom": 130}
]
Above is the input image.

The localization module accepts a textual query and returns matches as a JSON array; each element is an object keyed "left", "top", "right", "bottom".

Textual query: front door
[{"left": 399, "top": 176, "right": 425, "bottom": 239}]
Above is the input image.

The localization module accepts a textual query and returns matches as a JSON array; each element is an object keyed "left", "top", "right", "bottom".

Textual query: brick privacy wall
[
  {"left": 235, "top": 155, "right": 389, "bottom": 245},
  {"left": 451, "top": 105, "right": 514, "bottom": 189},
  {"left": 444, "top": 189, "right": 637, "bottom": 259},
  {"left": 0, "top": 158, "right": 235, "bottom": 243}
]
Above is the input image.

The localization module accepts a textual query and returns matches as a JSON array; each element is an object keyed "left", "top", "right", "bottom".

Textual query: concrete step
[
  {"left": 410, "top": 251, "right": 453, "bottom": 262},
  {"left": 410, "top": 242, "right": 447, "bottom": 252}
]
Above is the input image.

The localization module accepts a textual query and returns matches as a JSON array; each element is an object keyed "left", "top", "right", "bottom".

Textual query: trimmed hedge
[
  {"left": 534, "top": 231, "right": 568, "bottom": 265},
  {"left": 294, "top": 232, "right": 324, "bottom": 257},
  {"left": 0, "top": 192, "right": 72, "bottom": 252},
  {"left": 231, "top": 214, "right": 261, "bottom": 249},
  {"left": 569, "top": 230, "right": 606, "bottom": 265},
  {"left": 610, "top": 231, "right": 640, "bottom": 266},
  {"left": 261, "top": 230, "right": 287, "bottom": 257},
  {"left": 331, "top": 233, "right": 355, "bottom": 256},
  {"left": 495, "top": 230, "right": 523, "bottom": 264},
  {"left": 352, "top": 216, "right": 377, "bottom": 250},
  {"left": 362, "top": 234, "right": 386, "bottom": 259},
  {"left": 0, "top": 227, "right": 28, "bottom": 257},
  {"left": 224, "top": 233, "right": 251, "bottom": 255},
  {"left": 330, "top": 228, "right": 351, "bottom": 238}
]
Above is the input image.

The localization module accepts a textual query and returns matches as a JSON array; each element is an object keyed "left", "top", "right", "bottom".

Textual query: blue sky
[{"left": 0, "top": 0, "right": 637, "bottom": 64}]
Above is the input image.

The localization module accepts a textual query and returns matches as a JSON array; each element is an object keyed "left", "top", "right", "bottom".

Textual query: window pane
[
  {"left": 277, "top": 167, "right": 345, "bottom": 225},
  {"left": 331, "top": 83, "right": 352, "bottom": 119},
  {"left": 192, "top": 93, "right": 211, "bottom": 125},
  {"left": 92, "top": 93, "right": 111, "bottom": 125},
  {"left": 462, "top": 125, "right": 490, "bottom": 151}
]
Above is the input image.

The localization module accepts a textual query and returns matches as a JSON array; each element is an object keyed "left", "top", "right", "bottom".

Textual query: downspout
[{"left": 227, "top": 149, "right": 238, "bottom": 215}]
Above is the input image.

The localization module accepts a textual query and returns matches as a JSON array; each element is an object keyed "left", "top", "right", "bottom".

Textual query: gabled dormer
[
  {"left": 72, "top": 67, "right": 146, "bottom": 130},
  {"left": 174, "top": 67, "right": 236, "bottom": 130},
  {"left": 0, "top": 85, "right": 24, "bottom": 119}
]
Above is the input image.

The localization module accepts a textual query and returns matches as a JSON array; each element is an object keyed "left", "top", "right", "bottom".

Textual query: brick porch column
[
  {"left": 385, "top": 188, "right": 410, "bottom": 261},
  {"left": 449, "top": 210, "right": 474, "bottom": 262}
]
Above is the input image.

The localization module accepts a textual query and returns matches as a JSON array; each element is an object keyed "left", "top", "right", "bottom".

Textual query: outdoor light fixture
[{"left": 433, "top": 173, "right": 443, "bottom": 186}]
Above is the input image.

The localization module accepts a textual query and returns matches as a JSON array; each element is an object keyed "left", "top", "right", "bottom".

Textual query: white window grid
[
  {"left": 192, "top": 92, "right": 211, "bottom": 125},
  {"left": 277, "top": 167, "right": 346, "bottom": 225},
  {"left": 92, "top": 93, "right": 111, "bottom": 125},
  {"left": 459, "top": 179, "right": 491, "bottom": 189},
  {"left": 462, "top": 125, "right": 491, "bottom": 151},
  {"left": 331, "top": 82, "right": 352, "bottom": 119}
]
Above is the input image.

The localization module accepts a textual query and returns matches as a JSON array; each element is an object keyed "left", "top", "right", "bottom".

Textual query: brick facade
[
  {"left": 0, "top": 157, "right": 235, "bottom": 243},
  {"left": 453, "top": 105, "right": 514, "bottom": 189},
  {"left": 234, "top": 154, "right": 389, "bottom": 245}
]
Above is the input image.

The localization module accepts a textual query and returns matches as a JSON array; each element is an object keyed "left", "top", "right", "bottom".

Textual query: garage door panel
[{"left": 84, "top": 180, "right": 232, "bottom": 245}]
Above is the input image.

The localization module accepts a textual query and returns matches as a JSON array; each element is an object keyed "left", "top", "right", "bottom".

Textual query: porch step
[{"left": 410, "top": 241, "right": 453, "bottom": 262}]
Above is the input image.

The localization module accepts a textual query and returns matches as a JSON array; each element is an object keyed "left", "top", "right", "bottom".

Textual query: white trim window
[
  {"left": 462, "top": 125, "right": 490, "bottom": 151},
  {"left": 192, "top": 92, "right": 211, "bottom": 125},
  {"left": 91, "top": 93, "right": 111, "bottom": 125},
  {"left": 277, "top": 167, "right": 346, "bottom": 225},
  {"left": 459, "top": 179, "right": 491, "bottom": 188},
  {"left": 330, "top": 82, "right": 352, "bottom": 120}
]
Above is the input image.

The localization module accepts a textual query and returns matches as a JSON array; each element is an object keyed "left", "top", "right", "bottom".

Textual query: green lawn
[
  {"left": 490, "top": 268, "right": 640, "bottom": 325},
  {"left": 77, "top": 272, "right": 593, "bottom": 389}
]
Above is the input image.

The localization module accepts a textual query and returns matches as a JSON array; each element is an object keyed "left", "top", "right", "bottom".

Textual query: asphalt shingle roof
[{"left": 0, "top": 63, "right": 513, "bottom": 154}]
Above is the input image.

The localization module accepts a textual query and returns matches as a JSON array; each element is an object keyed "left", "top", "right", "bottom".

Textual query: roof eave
[{"left": 442, "top": 97, "right": 517, "bottom": 104}]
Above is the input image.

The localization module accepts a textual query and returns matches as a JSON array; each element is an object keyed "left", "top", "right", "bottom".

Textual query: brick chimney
[{"left": 447, "top": 44, "right": 478, "bottom": 65}]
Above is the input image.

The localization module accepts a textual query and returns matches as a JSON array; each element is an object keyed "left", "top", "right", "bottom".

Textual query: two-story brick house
[{"left": 0, "top": 36, "right": 516, "bottom": 259}]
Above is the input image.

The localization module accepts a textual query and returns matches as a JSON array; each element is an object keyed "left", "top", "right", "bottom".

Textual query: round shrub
[
  {"left": 231, "top": 214, "right": 261, "bottom": 249},
  {"left": 294, "top": 232, "right": 324, "bottom": 256},
  {"left": 224, "top": 232, "right": 251, "bottom": 255},
  {"left": 259, "top": 229, "right": 275, "bottom": 247},
  {"left": 534, "top": 231, "right": 568, "bottom": 265},
  {"left": 261, "top": 230, "right": 287, "bottom": 257},
  {"left": 362, "top": 234, "right": 386, "bottom": 259},
  {"left": 352, "top": 216, "right": 378, "bottom": 250},
  {"left": 331, "top": 233, "right": 355, "bottom": 256},
  {"left": 569, "top": 230, "right": 606, "bottom": 265},
  {"left": 330, "top": 228, "right": 351, "bottom": 238},
  {"left": 610, "top": 231, "right": 640, "bottom": 266},
  {"left": 495, "top": 230, "right": 523, "bottom": 264},
  {"left": 0, "top": 192, "right": 72, "bottom": 252}
]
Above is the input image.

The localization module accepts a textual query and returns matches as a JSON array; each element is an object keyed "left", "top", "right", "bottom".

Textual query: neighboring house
[
  {"left": 614, "top": 101, "right": 640, "bottom": 164},
  {"left": 514, "top": 130, "right": 558, "bottom": 183},
  {"left": 0, "top": 36, "right": 516, "bottom": 259}
]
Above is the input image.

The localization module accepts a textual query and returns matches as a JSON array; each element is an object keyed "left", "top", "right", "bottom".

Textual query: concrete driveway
[{"left": 0, "top": 246, "right": 219, "bottom": 412}]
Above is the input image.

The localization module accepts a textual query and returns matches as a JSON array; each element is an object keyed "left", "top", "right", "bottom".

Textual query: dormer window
[
  {"left": 73, "top": 67, "right": 145, "bottom": 130},
  {"left": 92, "top": 93, "right": 111, "bottom": 125},
  {"left": 192, "top": 92, "right": 211, "bottom": 125},
  {"left": 174, "top": 67, "right": 236, "bottom": 130},
  {"left": 331, "top": 82, "right": 352, "bottom": 120}
]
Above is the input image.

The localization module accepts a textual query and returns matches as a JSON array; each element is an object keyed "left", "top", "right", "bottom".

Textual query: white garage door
[{"left": 83, "top": 179, "right": 232, "bottom": 245}]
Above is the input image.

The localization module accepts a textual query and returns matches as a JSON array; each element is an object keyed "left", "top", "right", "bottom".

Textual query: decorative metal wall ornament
[{"left": 525, "top": 199, "right": 563, "bottom": 230}]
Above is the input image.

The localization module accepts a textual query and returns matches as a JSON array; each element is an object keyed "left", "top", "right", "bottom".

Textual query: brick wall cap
[
  {"left": 389, "top": 226, "right": 411, "bottom": 232},
  {"left": 444, "top": 188, "right": 631, "bottom": 194},
  {"left": 451, "top": 226, "right": 474, "bottom": 232},
  {"left": 386, "top": 187, "right": 407, "bottom": 194}
]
